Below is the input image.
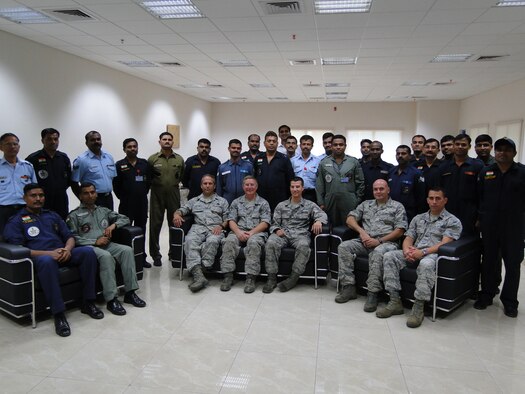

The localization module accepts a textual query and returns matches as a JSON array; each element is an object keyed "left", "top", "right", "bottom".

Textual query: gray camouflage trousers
[
  {"left": 383, "top": 250, "right": 438, "bottom": 301},
  {"left": 264, "top": 233, "right": 310, "bottom": 275},
  {"left": 184, "top": 226, "right": 225, "bottom": 271},
  {"left": 338, "top": 240, "right": 398, "bottom": 292},
  {"left": 220, "top": 232, "right": 268, "bottom": 275}
]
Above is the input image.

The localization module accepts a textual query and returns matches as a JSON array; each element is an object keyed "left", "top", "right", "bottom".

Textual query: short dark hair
[
  {"left": 475, "top": 134, "right": 493, "bottom": 145},
  {"left": 85, "top": 130, "right": 100, "bottom": 142},
  {"left": 300, "top": 135, "right": 314, "bottom": 144},
  {"left": 265, "top": 130, "right": 278, "bottom": 140},
  {"left": 122, "top": 138, "right": 137, "bottom": 149},
  {"left": 41, "top": 128, "right": 60, "bottom": 138},
  {"left": 198, "top": 138, "right": 211, "bottom": 146},
  {"left": 454, "top": 133, "right": 471, "bottom": 144},
  {"left": 229, "top": 138, "right": 242, "bottom": 146},
  {"left": 278, "top": 125, "right": 290, "bottom": 133},
  {"left": 322, "top": 132, "right": 334, "bottom": 141},
  {"left": 0, "top": 133, "right": 19, "bottom": 143},
  {"left": 425, "top": 138, "right": 440, "bottom": 148},
  {"left": 440, "top": 134, "right": 454, "bottom": 144},
  {"left": 23, "top": 183, "right": 43, "bottom": 195},
  {"left": 428, "top": 186, "right": 447, "bottom": 198},
  {"left": 291, "top": 176, "right": 304, "bottom": 186},
  {"left": 285, "top": 135, "right": 297, "bottom": 143},
  {"left": 412, "top": 134, "right": 426, "bottom": 143},
  {"left": 371, "top": 140, "right": 383, "bottom": 149},
  {"left": 332, "top": 134, "right": 346, "bottom": 143},
  {"left": 396, "top": 145, "right": 411, "bottom": 154},
  {"left": 80, "top": 182, "right": 96, "bottom": 193},
  {"left": 159, "top": 131, "right": 173, "bottom": 139},
  {"left": 248, "top": 134, "right": 260, "bottom": 141},
  {"left": 360, "top": 139, "right": 372, "bottom": 146}
]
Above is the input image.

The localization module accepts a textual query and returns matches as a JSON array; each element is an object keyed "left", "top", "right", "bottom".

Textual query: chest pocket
[{"left": 106, "top": 163, "right": 117, "bottom": 177}]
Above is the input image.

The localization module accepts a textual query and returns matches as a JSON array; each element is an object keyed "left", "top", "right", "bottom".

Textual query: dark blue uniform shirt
[
  {"left": 253, "top": 152, "right": 294, "bottom": 211},
  {"left": 361, "top": 159, "right": 394, "bottom": 200},
  {"left": 216, "top": 159, "right": 254, "bottom": 204},
  {"left": 388, "top": 165, "right": 426, "bottom": 222},
  {"left": 182, "top": 155, "right": 221, "bottom": 200}
]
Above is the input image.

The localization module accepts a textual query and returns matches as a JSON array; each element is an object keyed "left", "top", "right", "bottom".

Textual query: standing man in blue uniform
[
  {"left": 72, "top": 131, "right": 116, "bottom": 210},
  {"left": 3, "top": 184, "right": 102, "bottom": 337},
  {"left": 217, "top": 139, "right": 253, "bottom": 204},
  {"left": 240, "top": 134, "right": 261, "bottom": 164},
  {"left": 410, "top": 135, "right": 426, "bottom": 163},
  {"left": 317, "top": 135, "right": 365, "bottom": 226},
  {"left": 438, "top": 133, "right": 483, "bottom": 235},
  {"left": 0, "top": 133, "right": 37, "bottom": 233},
  {"left": 182, "top": 138, "right": 221, "bottom": 200},
  {"left": 388, "top": 145, "right": 426, "bottom": 223},
  {"left": 253, "top": 131, "right": 294, "bottom": 211},
  {"left": 440, "top": 135, "right": 455, "bottom": 161},
  {"left": 358, "top": 139, "right": 372, "bottom": 164},
  {"left": 474, "top": 134, "right": 496, "bottom": 166},
  {"left": 26, "top": 128, "right": 73, "bottom": 219},
  {"left": 113, "top": 138, "right": 152, "bottom": 268},
  {"left": 291, "top": 135, "right": 320, "bottom": 203},
  {"left": 414, "top": 138, "right": 442, "bottom": 191},
  {"left": 361, "top": 141, "right": 393, "bottom": 201},
  {"left": 475, "top": 138, "right": 525, "bottom": 317}
]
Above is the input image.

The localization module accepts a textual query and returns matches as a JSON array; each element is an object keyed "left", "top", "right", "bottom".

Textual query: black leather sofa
[
  {"left": 169, "top": 219, "right": 331, "bottom": 288},
  {"left": 330, "top": 225, "right": 481, "bottom": 320},
  {"left": 0, "top": 226, "right": 144, "bottom": 327}
]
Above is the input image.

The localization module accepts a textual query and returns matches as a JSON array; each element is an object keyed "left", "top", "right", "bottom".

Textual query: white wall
[
  {"left": 459, "top": 78, "right": 525, "bottom": 162},
  {"left": 0, "top": 30, "right": 212, "bottom": 163},
  {"left": 416, "top": 100, "right": 460, "bottom": 138}
]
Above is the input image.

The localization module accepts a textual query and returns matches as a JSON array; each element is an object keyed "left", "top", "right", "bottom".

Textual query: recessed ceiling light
[
  {"left": 139, "top": 0, "right": 204, "bottom": 19},
  {"left": 216, "top": 59, "right": 253, "bottom": 67},
  {"left": 0, "top": 7, "right": 56, "bottom": 23},
  {"left": 431, "top": 54, "right": 472, "bottom": 63},
  {"left": 314, "top": 0, "right": 372, "bottom": 14},
  {"left": 304, "top": 83, "right": 322, "bottom": 87},
  {"left": 179, "top": 83, "right": 207, "bottom": 88},
  {"left": 250, "top": 83, "right": 275, "bottom": 88},
  {"left": 290, "top": 59, "right": 317, "bottom": 66},
  {"left": 268, "top": 97, "right": 288, "bottom": 100},
  {"left": 496, "top": 1, "right": 525, "bottom": 6},
  {"left": 212, "top": 96, "right": 233, "bottom": 100},
  {"left": 325, "top": 82, "right": 350, "bottom": 87},
  {"left": 402, "top": 81, "right": 431, "bottom": 86},
  {"left": 118, "top": 60, "right": 158, "bottom": 67},
  {"left": 321, "top": 57, "right": 357, "bottom": 65}
]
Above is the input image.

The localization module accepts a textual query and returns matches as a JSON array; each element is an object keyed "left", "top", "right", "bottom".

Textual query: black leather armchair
[
  {"left": 330, "top": 225, "right": 481, "bottom": 320},
  {"left": 0, "top": 226, "right": 144, "bottom": 327}
]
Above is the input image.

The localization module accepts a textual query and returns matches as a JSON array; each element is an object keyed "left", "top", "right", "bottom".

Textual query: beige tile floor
[{"left": 1, "top": 230, "right": 524, "bottom": 393}]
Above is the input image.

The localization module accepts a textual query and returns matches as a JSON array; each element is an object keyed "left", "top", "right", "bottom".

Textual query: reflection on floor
[{"left": 1, "top": 230, "right": 524, "bottom": 393}]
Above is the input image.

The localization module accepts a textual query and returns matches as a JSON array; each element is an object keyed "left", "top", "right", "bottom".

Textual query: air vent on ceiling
[
  {"left": 475, "top": 55, "right": 509, "bottom": 62},
  {"left": 157, "top": 62, "right": 183, "bottom": 67},
  {"left": 433, "top": 80, "right": 455, "bottom": 86},
  {"left": 289, "top": 59, "right": 316, "bottom": 66},
  {"left": 303, "top": 83, "right": 322, "bottom": 87},
  {"left": 42, "top": 8, "right": 96, "bottom": 22},
  {"left": 259, "top": 1, "right": 303, "bottom": 15}
]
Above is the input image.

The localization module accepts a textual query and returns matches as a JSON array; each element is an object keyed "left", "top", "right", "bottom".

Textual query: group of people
[{"left": 0, "top": 124, "right": 523, "bottom": 335}]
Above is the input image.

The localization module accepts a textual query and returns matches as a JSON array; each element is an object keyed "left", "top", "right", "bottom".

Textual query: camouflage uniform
[
  {"left": 220, "top": 194, "right": 271, "bottom": 275},
  {"left": 265, "top": 198, "right": 328, "bottom": 275},
  {"left": 338, "top": 198, "right": 407, "bottom": 292},
  {"left": 178, "top": 193, "right": 229, "bottom": 271},
  {"left": 383, "top": 209, "right": 462, "bottom": 301},
  {"left": 66, "top": 204, "right": 139, "bottom": 302}
]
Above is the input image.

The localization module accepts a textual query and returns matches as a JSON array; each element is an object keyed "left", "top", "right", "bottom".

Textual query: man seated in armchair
[{"left": 3, "top": 184, "right": 102, "bottom": 337}]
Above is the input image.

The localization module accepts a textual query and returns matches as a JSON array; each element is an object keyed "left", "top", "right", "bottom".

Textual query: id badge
[
  {"left": 340, "top": 177, "right": 349, "bottom": 183},
  {"left": 135, "top": 175, "right": 144, "bottom": 182}
]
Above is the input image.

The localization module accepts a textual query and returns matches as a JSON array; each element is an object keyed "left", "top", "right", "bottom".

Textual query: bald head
[{"left": 372, "top": 179, "right": 390, "bottom": 203}]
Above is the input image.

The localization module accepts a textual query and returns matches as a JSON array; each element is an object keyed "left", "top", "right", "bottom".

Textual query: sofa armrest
[
  {"left": 438, "top": 235, "right": 481, "bottom": 258},
  {"left": 0, "top": 242, "right": 31, "bottom": 260},
  {"left": 112, "top": 226, "right": 143, "bottom": 246},
  {"left": 331, "top": 225, "right": 358, "bottom": 241}
]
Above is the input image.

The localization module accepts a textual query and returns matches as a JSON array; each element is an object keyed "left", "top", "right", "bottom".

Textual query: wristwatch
[{"left": 422, "top": 248, "right": 428, "bottom": 256}]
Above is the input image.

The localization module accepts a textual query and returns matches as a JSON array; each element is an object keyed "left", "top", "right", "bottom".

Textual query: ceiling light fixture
[
  {"left": 216, "top": 59, "right": 253, "bottom": 67},
  {"left": 118, "top": 60, "right": 158, "bottom": 67},
  {"left": 325, "top": 82, "right": 350, "bottom": 87},
  {"left": 321, "top": 57, "right": 357, "bottom": 65},
  {"left": 179, "top": 84, "right": 207, "bottom": 88},
  {"left": 314, "top": 0, "right": 372, "bottom": 14},
  {"left": 496, "top": 1, "right": 525, "bottom": 6},
  {"left": 0, "top": 7, "right": 55, "bottom": 23},
  {"left": 402, "top": 81, "right": 431, "bottom": 86},
  {"left": 139, "top": 0, "right": 204, "bottom": 19},
  {"left": 431, "top": 54, "right": 472, "bottom": 63},
  {"left": 268, "top": 97, "right": 288, "bottom": 100}
]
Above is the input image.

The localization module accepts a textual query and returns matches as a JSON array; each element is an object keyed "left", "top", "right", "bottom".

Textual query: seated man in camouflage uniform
[
  {"left": 67, "top": 183, "right": 146, "bottom": 316},
  {"left": 335, "top": 179, "right": 407, "bottom": 312},
  {"left": 220, "top": 176, "right": 271, "bottom": 293},
  {"left": 376, "top": 187, "right": 462, "bottom": 328},
  {"left": 263, "top": 177, "right": 328, "bottom": 293},
  {"left": 173, "top": 174, "right": 229, "bottom": 293}
]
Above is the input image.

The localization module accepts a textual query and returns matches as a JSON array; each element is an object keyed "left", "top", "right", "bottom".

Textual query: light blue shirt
[
  {"left": 0, "top": 157, "right": 37, "bottom": 205},
  {"left": 72, "top": 149, "right": 116, "bottom": 193},
  {"left": 291, "top": 154, "right": 320, "bottom": 189}
]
